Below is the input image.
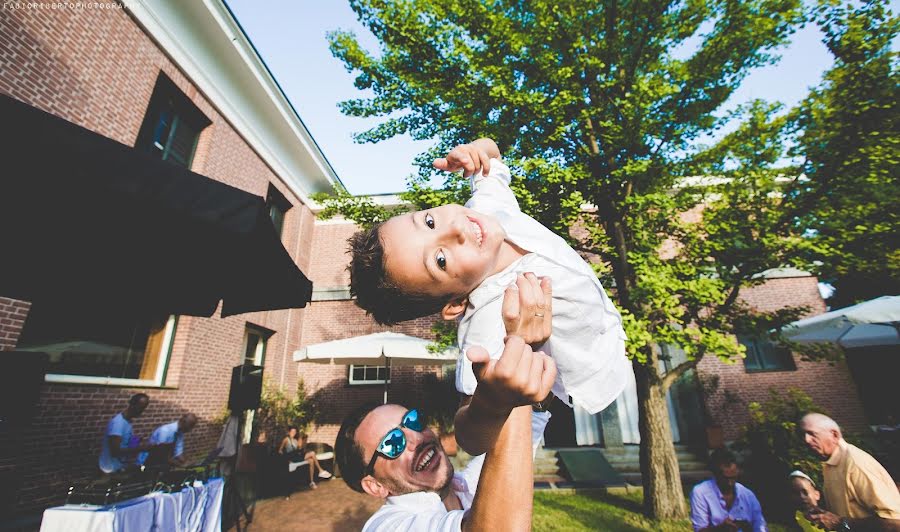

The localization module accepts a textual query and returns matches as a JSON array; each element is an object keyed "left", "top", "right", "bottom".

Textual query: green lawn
[{"left": 533, "top": 489, "right": 792, "bottom": 532}]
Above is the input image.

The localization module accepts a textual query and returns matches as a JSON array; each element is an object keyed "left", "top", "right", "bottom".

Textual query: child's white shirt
[{"left": 455, "top": 159, "right": 632, "bottom": 414}]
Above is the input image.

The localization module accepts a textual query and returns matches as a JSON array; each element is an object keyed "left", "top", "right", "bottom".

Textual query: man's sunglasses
[{"left": 365, "top": 409, "right": 423, "bottom": 476}]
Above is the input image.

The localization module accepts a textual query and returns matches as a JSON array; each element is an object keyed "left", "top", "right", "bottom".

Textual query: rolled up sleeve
[{"left": 690, "top": 485, "right": 712, "bottom": 531}]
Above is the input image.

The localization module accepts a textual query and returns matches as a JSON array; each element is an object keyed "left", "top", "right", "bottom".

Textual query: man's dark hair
[
  {"left": 347, "top": 223, "right": 451, "bottom": 325},
  {"left": 129, "top": 393, "right": 149, "bottom": 406},
  {"left": 708, "top": 448, "right": 737, "bottom": 472},
  {"left": 335, "top": 402, "right": 382, "bottom": 493}
]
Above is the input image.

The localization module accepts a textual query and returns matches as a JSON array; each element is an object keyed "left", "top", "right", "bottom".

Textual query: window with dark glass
[
  {"left": 266, "top": 184, "right": 292, "bottom": 238},
  {"left": 136, "top": 73, "right": 211, "bottom": 169},
  {"left": 739, "top": 334, "right": 796, "bottom": 372},
  {"left": 349, "top": 364, "right": 390, "bottom": 384},
  {"left": 16, "top": 302, "right": 175, "bottom": 381}
]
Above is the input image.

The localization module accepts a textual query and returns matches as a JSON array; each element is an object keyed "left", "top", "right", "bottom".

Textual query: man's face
[
  {"left": 179, "top": 417, "right": 197, "bottom": 433},
  {"left": 380, "top": 204, "right": 508, "bottom": 300},
  {"left": 800, "top": 420, "right": 840, "bottom": 460},
  {"left": 356, "top": 404, "right": 453, "bottom": 497},
  {"left": 791, "top": 477, "right": 821, "bottom": 511},
  {"left": 714, "top": 463, "right": 739, "bottom": 494},
  {"left": 127, "top": 398, "right": 149, "bottom": 418}
]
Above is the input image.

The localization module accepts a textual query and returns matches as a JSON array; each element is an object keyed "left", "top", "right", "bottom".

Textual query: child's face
[
  {"left": 791, "top": 477, "right": 820, "bottom": 510},
  {"left": 380, "top": 204, "right": 508, "bottom": 301}
]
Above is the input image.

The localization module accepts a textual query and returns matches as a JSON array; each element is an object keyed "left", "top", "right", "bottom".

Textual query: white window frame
[
  {"left": 43, "top": 315, "right": 178, "bottom": 387},
  {"left": 242, "top": 328, "right": 267, "bottom": 366},
  {"left": 348, "top": 364, "right": 391, "bottom": 385},
  {"left": 241, "top": 326, "right": 270, "bottom": 444}
]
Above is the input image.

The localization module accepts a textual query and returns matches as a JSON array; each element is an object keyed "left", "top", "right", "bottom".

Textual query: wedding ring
[{"left": 534, "top": 312, "right": 544, "bottom": 317}]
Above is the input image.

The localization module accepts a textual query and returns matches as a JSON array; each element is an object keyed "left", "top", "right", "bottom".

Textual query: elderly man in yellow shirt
[{"left": 800, "top": 413, "right": 900, "bottom": 532}]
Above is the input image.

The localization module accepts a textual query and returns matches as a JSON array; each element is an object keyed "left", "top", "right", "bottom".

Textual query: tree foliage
[{"left": 791, "top": 0, "right": 899, "bottom": 308}]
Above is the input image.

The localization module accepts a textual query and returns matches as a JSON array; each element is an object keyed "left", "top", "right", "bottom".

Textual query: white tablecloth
[{"left": 40, "top": 478, "right": 224, "bottom": 532}]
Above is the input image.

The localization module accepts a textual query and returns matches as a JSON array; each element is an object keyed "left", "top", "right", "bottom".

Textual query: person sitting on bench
[{"left": 279, "top": 426, "right": 332, "bottom": 489}]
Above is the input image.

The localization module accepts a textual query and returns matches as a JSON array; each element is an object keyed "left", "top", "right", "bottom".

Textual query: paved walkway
[{"left": 229, "top": 479, "right": 382, "bottom": 532}]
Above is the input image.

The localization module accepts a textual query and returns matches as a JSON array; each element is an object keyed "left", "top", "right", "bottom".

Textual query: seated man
[
  {"left": 690, "top": 449, "right": 766, "bottom": 532},
  {"left": 336, "top": 333, "right": 555, "bottom": 531},
  {"left": 139, "top": 413, "right": 198, "bottom": 468}
]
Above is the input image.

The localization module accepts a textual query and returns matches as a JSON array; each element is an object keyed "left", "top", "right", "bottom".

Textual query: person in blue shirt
[
  {"left": 98, "top": 393, "right": 154, "bottom": 474},
  {"left": 138, "top": 413, "right": 198, "bottom": 467},
  {"left": 691, "top": 449, "right": 767, "bottom": 532}
]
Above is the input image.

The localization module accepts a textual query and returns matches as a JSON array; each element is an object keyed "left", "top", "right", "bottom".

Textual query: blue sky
[{"left": 225, "top": 0, "right": 893, "bottom": 195}]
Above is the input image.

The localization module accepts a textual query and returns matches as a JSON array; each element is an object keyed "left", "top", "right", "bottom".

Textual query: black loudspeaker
[
  {"left": 0, "top": 351, "right": 49, "bottom": 430},
  {"left": 228, "top": 364, "right": 263, "bottom": 411}
]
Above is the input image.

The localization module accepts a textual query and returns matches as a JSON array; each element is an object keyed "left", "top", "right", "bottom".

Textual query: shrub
[
  {"left": 421, "top": 367, "right": 458, "bottom": 434},
  {"left": 255, "top": 378, "right": 318, "bottom": 445},
  {"left": 733, "top": 388, "right": 823, "bottom": 524}
]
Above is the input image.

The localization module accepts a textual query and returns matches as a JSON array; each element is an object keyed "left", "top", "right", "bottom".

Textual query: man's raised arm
[{"left": 462, "top": 335, "right": 556, "bottom": 531}]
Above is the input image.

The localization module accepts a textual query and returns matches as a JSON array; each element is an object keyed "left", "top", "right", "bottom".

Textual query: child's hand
[
  {"left": 467, "top": 336, "right": 557, "bottom": 415},
  {"left": 503, "top": 273, "right": 552, "bottom": 345},
  {"left": 433, "top": 139, "right": 499, "bottom": 177}
]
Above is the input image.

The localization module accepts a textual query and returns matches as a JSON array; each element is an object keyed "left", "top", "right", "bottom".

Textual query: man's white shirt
[
  {"left": 362, "top": 412, "right": 549, "bottom": 532},
  {"left": 456, "top": 159, "right": 631, "bottom": 413}
]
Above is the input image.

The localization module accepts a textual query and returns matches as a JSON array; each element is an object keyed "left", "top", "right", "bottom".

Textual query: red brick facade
[
  {"left": 0, "top": 5, "right": 322, "bottom": 516},
  {"left": 697, "top": 275, "right": 868, "bottom": 440},
  {"left": 0, "top": 297, "right": 29, "bottom": 351}
]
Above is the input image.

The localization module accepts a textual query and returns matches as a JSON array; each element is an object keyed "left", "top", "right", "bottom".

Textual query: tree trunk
[{"left": 634, "top": 359, "right": 687, "bottom": 519}]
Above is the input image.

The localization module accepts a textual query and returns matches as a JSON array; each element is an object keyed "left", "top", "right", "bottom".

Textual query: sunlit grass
[{"left": 533, "top": 489, "right": 791, "bottom": 532}]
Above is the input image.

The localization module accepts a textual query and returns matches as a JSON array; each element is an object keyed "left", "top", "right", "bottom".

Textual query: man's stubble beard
[{"left": 380, "top": 460, "right": 455, "bottom": 498}]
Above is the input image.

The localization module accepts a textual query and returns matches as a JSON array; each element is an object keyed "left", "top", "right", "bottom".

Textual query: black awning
[{"left": 0, "top": 94, "right": 312, "bottom": 317}]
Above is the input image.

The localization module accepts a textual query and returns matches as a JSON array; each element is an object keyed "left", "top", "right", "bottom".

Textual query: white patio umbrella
[
  {"left": 293, "top": 332, "right": 457, "bottom": 403},
  {"left": 783, "top": 295, "right": 900, "bottom": 348}
]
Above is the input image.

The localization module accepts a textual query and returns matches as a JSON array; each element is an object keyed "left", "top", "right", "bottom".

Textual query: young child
[
  {"left": 789, "top": 470, "right": 822, "bottom": 532},
  {"left": 348, "top": 138, "right": 631, "bottom": 454}
]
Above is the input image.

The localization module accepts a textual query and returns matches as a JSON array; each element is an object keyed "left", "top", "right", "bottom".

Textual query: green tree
[
  {"left": 791, "top": 0, "right": 899, "bottom": 308},
  {"left": 321, "top": 0, "right": 808, "bottom": 518}
]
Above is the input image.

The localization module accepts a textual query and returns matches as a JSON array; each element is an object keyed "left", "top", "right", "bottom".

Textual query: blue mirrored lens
[
  {"left": 403, "top": 409, "right": 422, "bottom": 431},
  {"left": 378, "top": 428, "right": 406, "bottom": 458}
]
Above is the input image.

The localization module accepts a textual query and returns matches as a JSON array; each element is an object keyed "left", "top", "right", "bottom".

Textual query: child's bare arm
[{"left": 433, "top": 138, "right": 501, "bottom": 177}]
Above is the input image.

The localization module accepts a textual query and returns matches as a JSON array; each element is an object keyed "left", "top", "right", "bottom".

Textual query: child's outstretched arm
[{"left": 433, "top": 138, "right": 501, "bottom": 177}]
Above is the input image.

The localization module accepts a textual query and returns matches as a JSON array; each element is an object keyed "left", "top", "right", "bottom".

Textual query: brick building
[
  {"left": 697, "top": 271, "right": 868, "bottom": 440},
  {"left": 0, "top": 0, "right": 345, "bottom": 519}
]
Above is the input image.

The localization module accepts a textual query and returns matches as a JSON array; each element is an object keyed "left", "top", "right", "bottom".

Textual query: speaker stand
[{"left": 223, "top": 412, "right": 253, "bottom": 531}]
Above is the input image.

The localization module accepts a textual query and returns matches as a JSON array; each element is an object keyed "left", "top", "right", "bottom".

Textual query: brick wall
[
  {"left": 0, "top": 6, "right": 321, "bottom": 517},
  {"left": 697, "top": 276, "right": 868, "bottom": 440},
  {"left": 0, "top": 297, "right": 29, "bottom": 350}
]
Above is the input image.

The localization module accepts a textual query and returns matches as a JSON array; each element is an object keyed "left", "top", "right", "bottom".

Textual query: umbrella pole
[{"left": 383, "top": 356, "right": 391, "bottom": 404}]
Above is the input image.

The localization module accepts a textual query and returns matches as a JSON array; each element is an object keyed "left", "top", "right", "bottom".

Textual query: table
[{"left": 40, "top": 477, "right": 224, "bottom": 532}]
